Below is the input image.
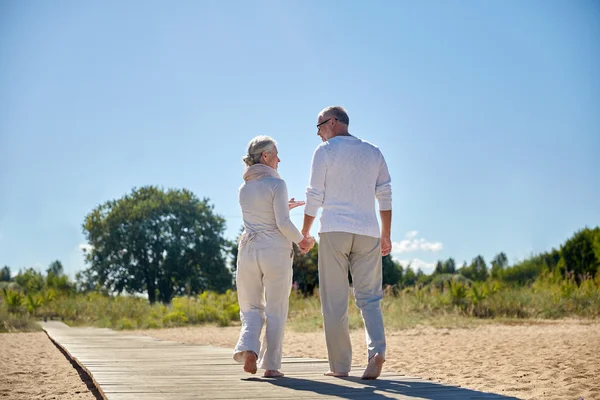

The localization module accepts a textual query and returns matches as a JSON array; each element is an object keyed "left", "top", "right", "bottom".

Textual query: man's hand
[
  {"left": 288, "top": 198, "right": 306, "bottom": 210},
  {"left": 298, "top": 236, "right": 315, "bottom": 255},
  {"left": 381, "top": 235, "right": 392, "bottom": 257}
]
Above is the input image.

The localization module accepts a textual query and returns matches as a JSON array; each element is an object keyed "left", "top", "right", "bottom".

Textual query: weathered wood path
[{"left": 41, "top": 321, "right": 518, "bottom": 399}]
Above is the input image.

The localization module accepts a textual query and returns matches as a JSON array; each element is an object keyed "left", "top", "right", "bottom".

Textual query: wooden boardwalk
[{"left": 41, "top": 321, "right": 518, "bottom": 400}]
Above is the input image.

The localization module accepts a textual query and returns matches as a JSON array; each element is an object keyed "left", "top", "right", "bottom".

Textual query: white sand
[{"left": 127, "top": 320, "right": 600, "bottom": 400}]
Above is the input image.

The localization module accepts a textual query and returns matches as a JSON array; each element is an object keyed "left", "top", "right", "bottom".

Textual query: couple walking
[{"left": 233, "top": 106, "right": 393, "bottom": 380}]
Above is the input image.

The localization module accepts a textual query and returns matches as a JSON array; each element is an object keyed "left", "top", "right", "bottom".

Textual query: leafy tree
[
  {"left": 491, "top": 252, "right": 508, "bottom": 268},
  {"left": 47, "top": 260, "right": 64, "bottom": 276},
  {"left": 382, "top": 255, "right": 403, "bottom": 287},
  {"left": 75, "top": 269, "right": 102, "bottom": 293},
  {"left": 416, "top": 268, "right": 433, "bottom": 286},
  {"left": 501, "top": 258, "right": 546, "bottom": 285},
  {"left": 430, "top": 273, "right": 471, "bottom": 289},
  {"left": 14, "top": 268, "right": 46, "bottom": 293},
  {"left": 490, "top": 252, "right": 508, "bottom": 279},
  {"left": 443, "top": 258, "right": 456, "bottom": 274},
  {"left": 82, "top": 186, "right": 232, "bottom": 304},
  {"left": 45, "top": 260, "right": 72, "bottom": 292},
  {"left": 402, "top": 265, "right": 417, "bottom": 287},
  {"left": 0, "top": 266, "right": 11, "bottom": 282},
  {"left": 434, "top": 260, "right": 444, "bottom": 275},
  {"left": 559, "top": 227, "right": 600, "bottom": 281},
  {"left": 541, "top": 248, "right": 561, "bottom": 271},
  {"left": 459, "top": 255, "right": 488, "bottom": 282},
  {"left": 292, "top": 242, "right": 319, "bottom": 295}
]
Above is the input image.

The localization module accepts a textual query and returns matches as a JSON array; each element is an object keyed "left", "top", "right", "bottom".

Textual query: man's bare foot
[
  {"left": 361, "top": 353, "right": 385, "bottom": 380},
  {"left": 324, "top": 371, "right": 349, "bottom": 377},
  {"left": 243, "top": 351, "right": 257, "bottom": 374},
  {"left": 263, "top": 370, "right": 284, "bottom": 378}
]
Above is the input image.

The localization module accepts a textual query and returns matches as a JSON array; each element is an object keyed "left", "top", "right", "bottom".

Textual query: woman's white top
[{"left": 238, "top": 164, "right": 303, "bottom": 249}]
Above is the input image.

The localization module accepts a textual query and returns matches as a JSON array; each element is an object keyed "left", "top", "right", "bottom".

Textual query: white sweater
[
  {"left": 239, "top": 175, "right": 304, "bottom": 249},
  {"left": 305, "top": 135, "right": 392, "bottom": 238}
]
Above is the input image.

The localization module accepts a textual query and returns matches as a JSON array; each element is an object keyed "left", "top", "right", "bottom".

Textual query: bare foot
[
  {"left": 361, "top": 353, "right": 385, "bottom": 380},
  {"left": 263, "top": 370, "right": 284, "bottom": 378},
  {"left": 324, "top": 371, "right": 349, "bottom": 377},
  {"left": 243, "top": 351, "right": 257, "bottom": 374}
]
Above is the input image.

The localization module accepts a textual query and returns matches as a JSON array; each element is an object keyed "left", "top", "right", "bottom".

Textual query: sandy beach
[
  {"left": 1, "top": 321, "right": 598, "bottom": 399},
  {"left": 127, "top": 320, "right": 600, "bottom": 400},
  {"left": 0, "top": 332, "right": 98, "bottom": 400}
]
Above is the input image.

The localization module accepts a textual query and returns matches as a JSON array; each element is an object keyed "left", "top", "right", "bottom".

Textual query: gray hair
[
  {"left": 319, "top": 106, "right": 350, "bottom": 125},
  {"left": 242, "top": 135, "right": 277, "bottom": 166}
]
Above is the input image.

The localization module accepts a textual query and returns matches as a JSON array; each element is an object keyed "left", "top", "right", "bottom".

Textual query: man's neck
[{"left": 333, "top": 130, "right": 351, "bottom": 138}]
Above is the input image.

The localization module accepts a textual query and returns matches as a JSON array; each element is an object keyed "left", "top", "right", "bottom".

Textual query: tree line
[{"left": 2, "top": 186, "right": 599, "bottom": 304}]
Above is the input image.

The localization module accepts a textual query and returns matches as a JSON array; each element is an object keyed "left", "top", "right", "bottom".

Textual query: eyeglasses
[{"left": 316, "top": 118, "right": 335, "bottom": 129}]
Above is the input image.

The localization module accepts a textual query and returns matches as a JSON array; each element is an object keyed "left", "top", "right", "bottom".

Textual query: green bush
[
  {"left": 163, "top": 311, "right": 188, "bottom": 327},
  {"left": 2, "top": 273, "right": 598, "bottom": 333}
]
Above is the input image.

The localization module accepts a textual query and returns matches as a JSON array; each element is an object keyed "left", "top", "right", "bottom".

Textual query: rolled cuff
[
  {"left": 376, "top": 183, "right": 392, "bottom": 211},
  {"left": 304, "top": 203, "right": 320, "bottom": 217}
]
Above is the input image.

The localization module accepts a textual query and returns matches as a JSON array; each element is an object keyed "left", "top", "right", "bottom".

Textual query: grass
[
  {"left": 0, "top": 308, "right": 41, "bottom": 332},
  {"left": 1, "top": 274, "right": 599, "bottom": 333}
]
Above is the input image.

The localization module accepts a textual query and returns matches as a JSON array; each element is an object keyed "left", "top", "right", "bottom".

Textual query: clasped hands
[
  {"left": 298, "top": 235, "right": 315, "bottom": 255},
  {"left": 288, "top": 197, "right": 314, "bottom": 254}
]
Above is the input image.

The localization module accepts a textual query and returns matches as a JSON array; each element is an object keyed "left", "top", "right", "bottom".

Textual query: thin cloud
[
  {"left": 405, "top": 230, "right": 418, "bottom": 239},
  {"left": 393, "top": 257, "right": 436, "bottom": 274},
  {"left": 79, "top": 243, "right": 93, "bottom": 252},
  {"left": 392, "top": 231, "right": 443, "bottom": 254}
]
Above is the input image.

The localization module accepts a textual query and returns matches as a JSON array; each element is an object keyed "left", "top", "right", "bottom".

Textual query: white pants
[
  {"left": 318, "top": 232, "right": 386, "bottom": 374},
  {"left": 233, "top": 246, "right": 293, "bottom": 371}
]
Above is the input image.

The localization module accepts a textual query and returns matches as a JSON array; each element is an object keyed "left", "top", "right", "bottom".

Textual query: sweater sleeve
[
  {"left": 305, "top": 145, "right": 327, "bottom": 217},
  {"left": 375, "top": 152, "right": 392, "bottom": 211},
  {"left": 273, "top": 179, "right": 304, "bottom": 244}
]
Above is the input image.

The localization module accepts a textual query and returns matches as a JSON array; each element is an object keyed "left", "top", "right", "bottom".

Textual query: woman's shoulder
[
  {"left": 240, "top": 175, "right": 286, "bottom": 188},
  {"left": 263, "top": 175, "right": 286, "bottom": 186}
]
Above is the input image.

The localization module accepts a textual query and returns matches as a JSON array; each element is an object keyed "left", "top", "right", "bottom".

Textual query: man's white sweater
[{"left": 305, "top": 135, "right": 392, "bottom": 239}]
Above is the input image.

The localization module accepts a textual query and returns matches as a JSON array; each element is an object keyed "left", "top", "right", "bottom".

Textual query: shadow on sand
[{"left": 245, "top": 374, "right": 520, "bottom": 399}]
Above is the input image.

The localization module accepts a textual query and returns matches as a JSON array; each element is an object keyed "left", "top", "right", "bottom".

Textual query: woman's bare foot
[
  {"left": 324, "top": 371, "right": 349, "bottom": 377},
  {"left": 243, "top": 351, "right": 257, "bottom": 374},
  {"left": 361, "top": 353, "right": 385, "bottom": 380},
  {"left": 263, "top": 370, "right": 284, "bottom": 378}
]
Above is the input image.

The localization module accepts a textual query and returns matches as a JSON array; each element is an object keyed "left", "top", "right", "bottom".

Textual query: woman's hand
[
  {"left": 288, "top": 197, "right": 306, "bottom": 210},
  {"left": 298, "top": 235, "right": 315, "bottom": 254}
]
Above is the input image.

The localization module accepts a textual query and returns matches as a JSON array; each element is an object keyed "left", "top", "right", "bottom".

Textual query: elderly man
[{"left": 301, "top": 106, "right": 392, "bottom": 380}]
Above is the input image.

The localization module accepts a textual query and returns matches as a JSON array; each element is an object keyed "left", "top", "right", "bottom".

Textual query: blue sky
[{"left": 1, "top": 0, "right": 599, "bottom": 277}]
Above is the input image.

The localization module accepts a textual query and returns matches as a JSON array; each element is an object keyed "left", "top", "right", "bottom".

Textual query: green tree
[
  {"left": 382, "top": 255, "right": 403, "bottom": 287},
  {"left": 434, "top": 260, "right": 444, "bottom": 275},
  {"left": 501, "top": 258, "right": 545, "bottom": 285},
  {"left": 75, "top": 269, "right": 102, "bottom": 293},
  {"left": 0, "top": 266, "right": 11, "bottom": 282},
  {"left": 559, "top": 227, "right": 600, "bottom": 281},
  {"left": 490, "top": 252, "right": 508, "bottom": 279},
  {"left": 14, "top": 268, "right": 46, "bottom": 293},
  {"left": 402, "top": 265, "right": 417, "bottom": 287},
  {"left": 416, "top": 268, "right": 432, "bottom": 286},
  {"left": 82, "top": 186, "right": 232, "bottom": 304},
  {"left": 292, "top": 242, "right": 319, "bottom": 295},
  {"left": 459, "top": 255, "right": 489, "bottom": 282},
  {"left": 443, "top": 258, "right": 456, "bottom": 274},
  {"left": 46, "top": 260, "right": 72, "bottom": 292},
  {"left": 46, "top": 260, "right": 64, "bottom": 276}
]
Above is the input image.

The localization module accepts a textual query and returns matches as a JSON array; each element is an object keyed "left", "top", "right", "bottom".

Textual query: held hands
[
  {"left": 298, "top": 235, "right": 315, "bottom": 255},
  {"left": 288, "top": 198, "right": 306, "bottom": 210}
]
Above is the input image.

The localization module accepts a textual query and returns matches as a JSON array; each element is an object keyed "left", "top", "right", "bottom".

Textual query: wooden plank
[{"left": 41, "top": 321, "right": 517, "bottom": 400}]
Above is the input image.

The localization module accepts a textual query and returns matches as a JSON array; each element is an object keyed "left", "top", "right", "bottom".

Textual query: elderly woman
[{"left": 233, "top": 135, "right": 314, "bottom": 378}]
